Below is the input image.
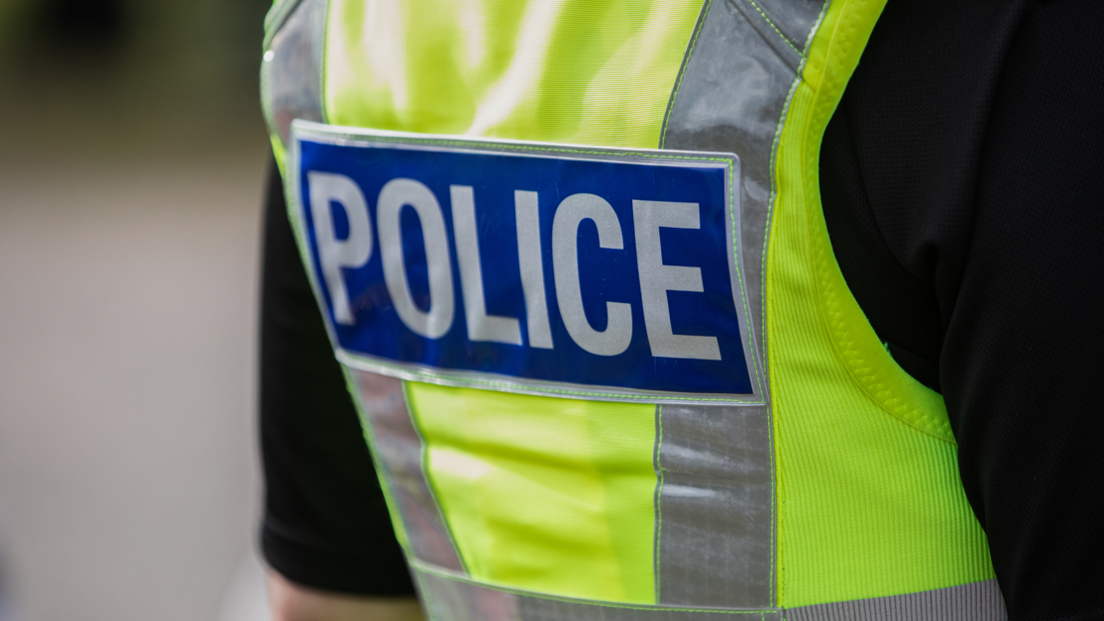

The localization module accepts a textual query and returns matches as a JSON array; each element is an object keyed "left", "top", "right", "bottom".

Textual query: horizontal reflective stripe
[
  {"left": 412, "top": 562, "right": 783, "bottom": 621},
  {"left": 786, "top": 580, "right": 1007, "bottom": 621},
  {"left": 412, "top": 561, "right": 1005, "bottom": 621}
]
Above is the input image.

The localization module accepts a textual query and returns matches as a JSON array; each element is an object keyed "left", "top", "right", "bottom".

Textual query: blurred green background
[
  {"left": 0, "top": 1, "right": 276, "bottom": 620},
  {"left": 0, "top": 0, "right": 270, "bottom": 155}
]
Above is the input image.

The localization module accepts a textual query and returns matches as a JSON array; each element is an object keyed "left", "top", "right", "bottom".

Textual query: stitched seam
[
  {"left": 799, "top": 2, "right": 956, "bottom": 444},
  {"left": 263, "top": 0, "right": 305, "bottom": 48},
  {"left": 659, "top": 0, "right": 714, "bottom": 149},
  {"left": 319, "top": 0, "right": 331, "bottom": 124},
  {"left": 731, "top": 160, "right": 768, "bottom": 399},
  {"left": 401, "top": 381, "right": 471, "bottom": 573},
  {"left": 767, "top": 73, "right": 803, "bottom": 608},
  {"left": 309, "top": 134, "right": 735, "bottom": 162},
  {"left": 809, "top": 131, "right": 954, "bottom": 441},
  {"left": 802, "top": 0, "right": 832, "bottom": 51},
  {"left": 744, "top": 0, "right": 803, "bottom": 55},
  {"left": 339, "top": 349, "right": 765, "bottom": 403},
  {"left": 653, "top": 404, "right": 665, "bottom": 602},
  {"left": 767, "top": 0, "right": 832, "bottom": 605},
  {"left": 412, "top": 560, "right": 778, "bottom": 614}
]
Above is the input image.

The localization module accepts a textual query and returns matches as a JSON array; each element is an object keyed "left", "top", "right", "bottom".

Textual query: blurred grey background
[{"left": 0, "top": 0, "right": 274, "bottom": 619}]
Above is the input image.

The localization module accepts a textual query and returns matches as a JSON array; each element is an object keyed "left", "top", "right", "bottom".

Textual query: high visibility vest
[{"left": 261, "top": 0, "right": 1006, "bottom": 618}]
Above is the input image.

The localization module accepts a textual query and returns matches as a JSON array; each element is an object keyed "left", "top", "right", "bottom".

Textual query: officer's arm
[
  {"left": 260, "top": 163, "right": 420, "bottom": 611},
  {"left": 267, "top": 571, "right": 424, "bottom": 621}
]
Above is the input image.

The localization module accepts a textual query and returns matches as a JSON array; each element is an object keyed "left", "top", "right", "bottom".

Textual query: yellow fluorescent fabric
[
  {"left": 323, "top": 0, "right": 704, "bottom": 605},
  {"left": 768, "top": 0, "right": 995, "bottom": 607},
  {"left": 324, "top": 0, "right": 705, "bottom": 148},
  {"left": 406, "top": 383, "right": 658, "bottom": 604}
]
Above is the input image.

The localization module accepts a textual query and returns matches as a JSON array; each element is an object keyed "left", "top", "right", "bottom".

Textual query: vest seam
[
  {"left": 742, "top": 0, "right": 804, "bottom": 55},
  {"left": 400, "top": 381, "right": 471, "bottom": 574},
  {"left": 763, "top": 0, "right": 835, "bottom": 595},
  {"left": 339, "top": 345, "right": 761, "bottom": 404},
  {"left": 802, "top": 0, "right": 832, "bottom": 52},
  {"left": 767, "top": 71, "right": 808, "bottom": 610},
  {"left": 264, "top": 0, "right": 306, "bottom": 48},
  {"left": 768, "top": 0, "right": 832, "bottom": 596},
  {"left": 300, "top": 135, "right": 736, "bottom": 162},
  {"left": 318, "top": 0, "right": 331, "bottom": 125},
  {"left": 767, "top": 71, "right": 804, "bottom": 609},
  {"left": 653, "top": 404, "right": 665, "bottom": 603},
  {"left": 659, "top": 0, "right": 715, "bottom": 150}
]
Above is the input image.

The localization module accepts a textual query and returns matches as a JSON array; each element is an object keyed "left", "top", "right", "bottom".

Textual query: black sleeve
[
  {"left": 821, "top": 1, "right": 1104, "bottom": 619},
  {"left": 259, "top": 160, "right": 416, "bottom": 596}
]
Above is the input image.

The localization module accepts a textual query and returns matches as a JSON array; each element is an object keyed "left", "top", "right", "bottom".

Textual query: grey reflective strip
[
  {"left": 414, "top": 564, "right": 1005, "bottom": 621},
  {"left": 663, "top": 0, "right": 827, "bottom": 361},
  {"left": 786, "top": 580, "right": 1008, "bottom": 621},
  {"left": 729, "top": 0, "right": 803, "bottom": 71},
  {"left": 347, "top": 369, "right": 465, "bottom": 572},
  {"left": 655, "top": 404, "right": 774, "bottom": 608},
  {"left": 657, "top": 0, "right": 829, "bottom": 607},
  {"left": 264, "top": 0, "right": 304, "bottom": 45},
  {"left": 261, "top": 0, "right": 327, "bottom": 151},
  {"left": 735, "top": 0, "right": 828, "bottom": 55},
  {"left": 412, "top": 562, "right": 783, "bottom": 621}
]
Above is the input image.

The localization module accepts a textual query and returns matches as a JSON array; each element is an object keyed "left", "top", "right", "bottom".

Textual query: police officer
[{"left": 258, "top": 0, "right": 1104, "bottom": 620}]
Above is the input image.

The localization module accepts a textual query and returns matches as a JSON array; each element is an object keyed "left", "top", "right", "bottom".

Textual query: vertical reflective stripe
[
  {"left": 663, "top": 0, "right": 825, "bottom": 357},
  {"left": 347, "top": 369, "right": 465, "bottom": 572},
  {"left": 655, "top": 404, "right": 774, "bottom": 608},
  {"left": 786, "top": 580, "right": 1007, "bottom": 621},
  {"left": 261, "top": 0, "right": 327, "bottom": 152},
  {"left": 657, "top": 0, "right": 827, "bottom": 608}
]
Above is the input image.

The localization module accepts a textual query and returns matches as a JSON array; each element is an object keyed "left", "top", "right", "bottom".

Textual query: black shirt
[{"left": 259, "top": 0, "right": 1104, "bottom": 618}]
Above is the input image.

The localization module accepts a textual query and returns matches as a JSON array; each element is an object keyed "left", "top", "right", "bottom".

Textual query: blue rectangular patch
[{"left": 288, "top": 121, "right": 761, "bottom": 403}]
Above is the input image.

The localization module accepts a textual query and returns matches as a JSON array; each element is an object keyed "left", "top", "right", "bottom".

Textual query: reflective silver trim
[
  {"left": 346, "top": 369, "right": 465, "bottom": 572},
  {"left": 657, "top": 0, "right": 829, "bottom": 608},
  {"left": 786, "top": 580, "right": 1008, "bottom": 621},
  {"left": 655, "top": 404, "right": 774, "bottom": 608},
  {"left": 412, "top": 561, "right": 783, "bottom": 621},
  {"left": 289, "top": 119, "right": 766, "bottom": 406},
  {"left": 261, "top": 0, "right": 327, "bottom": 152},
  {"left": 264, "top": 0, "right": 305, "bottom": 47},
  {"left": 734, "top": 0, "right": 828, "bottom": 55},
  {"left": 663, "top": 0, "right": 821, "bottom": 359},
  {"left": 411, "top": 563, "right": 1005, "bottom": 621},
  {"left": 729, "top": 0, "right": 804, "bottom": 72}
]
